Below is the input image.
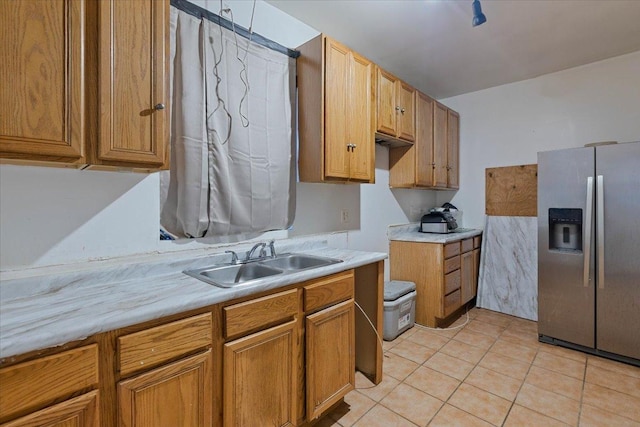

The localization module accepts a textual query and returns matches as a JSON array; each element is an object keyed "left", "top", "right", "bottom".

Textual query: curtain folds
[{"left": 160, "top": 7, "right": 296, "bottom": 238}]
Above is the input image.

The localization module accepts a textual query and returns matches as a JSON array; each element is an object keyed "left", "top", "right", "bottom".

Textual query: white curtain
[{"left": 160, "top": 7, "right": 296, "bottom": 238}]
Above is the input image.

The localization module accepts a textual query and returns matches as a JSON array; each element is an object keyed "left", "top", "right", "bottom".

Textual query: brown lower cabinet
[
  {"left": 224, "top": 321, "right": 297, "bottom": 427},
  {"left": 0, "top": 263, "right": 383, "bottom": 427},
  {"left": 302, "top": 271, "right": 357, "bottom": 414},
  {"left": 0, "top": 345, "right": 99, "bottom": 426},
  {"left": 305, "top": 297, "right": 355, "bottom": 420},
  {"left": 390, "top": 235, "right": 481, "bottom": 327},
  {"left": 0, "top": 391, "right": 99, "bottom": 427},
  {"left": 119, "top": 351, "right": 212, "bottom": 427}
]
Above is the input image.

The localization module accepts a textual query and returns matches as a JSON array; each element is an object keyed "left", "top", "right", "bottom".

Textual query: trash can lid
[{"left": 384, "top": 280, "right": 416, "bottom": 301}]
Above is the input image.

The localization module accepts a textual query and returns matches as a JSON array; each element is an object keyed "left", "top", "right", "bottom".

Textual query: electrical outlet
[{"left": 340, "top": 209, "right": 349, "bottom": 224}]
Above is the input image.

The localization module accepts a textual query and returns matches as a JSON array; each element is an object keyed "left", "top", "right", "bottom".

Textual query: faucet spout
[{"left": 246, "top": 242, "right": 267, "bottom": 261}]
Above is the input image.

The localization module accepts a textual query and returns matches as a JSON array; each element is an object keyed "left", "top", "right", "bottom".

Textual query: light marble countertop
[
  {"left": 0, "top": 239, "right": 386, "bottom": 360},
  {"left": 388, "top": 223, "right": 483, "bottom": 243}
]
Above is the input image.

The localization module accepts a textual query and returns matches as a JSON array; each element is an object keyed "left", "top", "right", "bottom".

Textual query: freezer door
[
  {"left": 538, "top": 147, "right": 595, "bottom": 348},
  {"left": 596, "top": 142, "right": 640, "bottom": 360}
]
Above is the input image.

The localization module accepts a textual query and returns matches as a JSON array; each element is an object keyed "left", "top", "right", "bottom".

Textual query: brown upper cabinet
[
  {"left": 389, "top": 92, "right": 434, "bottom": 188},
  {"left": 0, "top": 0, "right": 169, "bottom": 172},
  {"left": 447, "top": 109, "right": 460, "bottom": 189},
  {"left": 433, "top": 101, "right": 449, "bottom": 188},
  {"left": 297, "top": 35, "right": 375, "bottom": 183},
  {"left": 375, "top": 68, "right": 416, "bottom": 145},
  {"left": 89, "top": 0, "right": 169, "bottom": 170},
  {"left": 0, "top": 0, "right": 86, "bottom": 165},
  {"left": 389, "top": 93, "right": 460, "bottom": 190}
]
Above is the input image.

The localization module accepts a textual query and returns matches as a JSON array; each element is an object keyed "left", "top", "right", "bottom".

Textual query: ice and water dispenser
[{"left": 548, "top": 208, "right": 583, "bottom": 252}]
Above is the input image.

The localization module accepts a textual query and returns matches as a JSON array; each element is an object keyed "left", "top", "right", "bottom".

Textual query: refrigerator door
[
  {"left": 538, "top": 147, "right": 596, "bottom": 348},
  {"left": 595, "top": 142, "right": 640, "bottom": 360}
]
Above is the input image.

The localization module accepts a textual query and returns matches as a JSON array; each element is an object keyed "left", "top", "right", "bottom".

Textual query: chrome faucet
[
  {"left": 246, "top": 242, "right": 267, "bottom": 261},
  {"left": 268, "top": 240, "right": 277, "bottom": 258}
]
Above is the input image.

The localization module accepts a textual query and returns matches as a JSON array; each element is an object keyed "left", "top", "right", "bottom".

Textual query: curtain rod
[{"left": 170, "top": 0, "right": 300, "bottom": 58}]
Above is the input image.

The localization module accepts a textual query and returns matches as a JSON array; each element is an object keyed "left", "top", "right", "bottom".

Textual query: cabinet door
[
  {"left": 348, "top": 51, "right": 374, "bottom": 182},
  {"left": 415, "top": 92, "right": 435, "bottom": 187},
  {"left": 97, "top": 0, "right": 168, "bottom": 167},
  {"left": 375, "top": 69, "right": 397, "bottom": 137},
  {"left": 472, "top": 248, "right": 481, "bottom": 296},
  {"left": 223, "top": 321, "right": 297, "bottom": 427},
  {"left": 433, "top": 102, "right": 448, "bottom": 188},
  {"left": 118, "top": 350, "right": 212, "bottom": 427},
  {"left": 324, "top": 38, "right": 351, "bottom": 180},
  {"left": 396, "top": 81, "right": 416, "bottom": 142},
  {"left": 0, "top": 0, "right": 85, "bottom": 163},
  {"left": 447, "top": 109, "right": 460, "bottom": 189},
  {"left": 1, "top": 391, "right": 98, "bottom": 427},
  {"left": 460, "top": 250, "right": 475, "bottom": 305},
  {"left": 306, "top": 299, "right": 355, "bottom": 421}
]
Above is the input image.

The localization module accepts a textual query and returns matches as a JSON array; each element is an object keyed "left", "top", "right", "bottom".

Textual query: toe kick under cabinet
[{"left": 390, "top": 235, "right": 481, "bottom": 327}]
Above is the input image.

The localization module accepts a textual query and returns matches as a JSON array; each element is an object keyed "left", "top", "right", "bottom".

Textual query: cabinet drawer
[
  {"left": 444, "top": 242, "right": 460, "bottom": 259},
  {"left": 443, "top": 289, "right": 461, "bottom": 317},
  {"left": 461, "top": 238, "right": 474, "bottom": 253},
  {"left": 0, "top": 345, "right": 98, "bottom": 419},
  {"left": 304, "top": 270, "right": 354, "bottom": 313},
  {"left": 444, "top": 255, "right": 460, "bottom": 274},
  {"left": 473, "top": 235, "right": 482, "bottom": 249},
  {"left": 224, "top": 289, "right": 298, "bottom": 338},
  {"left": 444, "top": 269, "right": 461, "bottom": 295},
  {"left": 119, "top": 313, "right": 212, "bottom": 377}
]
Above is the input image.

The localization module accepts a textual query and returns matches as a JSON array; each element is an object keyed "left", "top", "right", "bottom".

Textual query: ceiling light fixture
[{"left": 472, "top": 0, "right": 487, "bottom": 27}]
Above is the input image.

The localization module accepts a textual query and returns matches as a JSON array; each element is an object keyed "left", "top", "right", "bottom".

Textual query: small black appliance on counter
[{"left": 419, "top": 211, "right": 459, "bottom": 233}]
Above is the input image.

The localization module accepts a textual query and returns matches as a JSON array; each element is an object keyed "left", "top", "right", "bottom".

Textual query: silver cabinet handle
[
  {"left": 395, "top": 106, "right": 400, "bottom": 111},
  {"left": 154, "top": 103, "right": 166, "bottom": 110},
  {"left": 400, "top": 108, "right": 405, "bottom": 114},
  {"left": 597, "top": 175, "right": 605, "bottom": 289},
  {"left": 583, "top": 177, "right": 594, "bottom": 287},
  {"left": 352, "top": 144, "right": 357, "bottom": 150}
]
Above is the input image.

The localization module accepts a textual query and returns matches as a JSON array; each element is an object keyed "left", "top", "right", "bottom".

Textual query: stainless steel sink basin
[
  {"left": 260, "top": 253, "right": 342, "bottom": 271},
  {"left": 184, "top": 253, "right": 343, "bottom": 288},
  {"left": 186, "top": 263, "right": 283, "bottom": 288}
]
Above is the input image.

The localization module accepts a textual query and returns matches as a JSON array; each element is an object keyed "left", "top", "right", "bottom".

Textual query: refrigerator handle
[
  {"left": 597, "top": 175, "right": 605, "bottom": 289},
  {"left": 584, "top": 177, "right": 594, "bottom": 287}
]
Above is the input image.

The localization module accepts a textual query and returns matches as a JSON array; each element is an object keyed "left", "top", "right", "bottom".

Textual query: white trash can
[{"left": 383, "top": 280, "right": 417, "bottom": 341}]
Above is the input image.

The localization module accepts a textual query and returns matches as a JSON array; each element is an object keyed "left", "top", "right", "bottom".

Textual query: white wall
[{"left": 436, "top": 51, "right": 640, "bottom": 228}]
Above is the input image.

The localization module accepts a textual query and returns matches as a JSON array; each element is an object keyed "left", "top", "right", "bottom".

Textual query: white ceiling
[{"left": 266, "top": 0, "right": 640, "bottom": 99}]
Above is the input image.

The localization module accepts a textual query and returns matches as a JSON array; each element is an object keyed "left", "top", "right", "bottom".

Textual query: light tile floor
[{"left": 317, "top": 307, "right": 640, "bottom": 427}]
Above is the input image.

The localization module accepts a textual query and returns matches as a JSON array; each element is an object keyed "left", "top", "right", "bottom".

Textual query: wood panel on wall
[{"left": 485, "top": 164, "right": 537, "bottom": 216}]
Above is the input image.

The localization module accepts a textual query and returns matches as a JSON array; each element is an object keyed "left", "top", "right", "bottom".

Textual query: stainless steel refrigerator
[{"left": 538, "top": 141, "right": 640, "bottom": 365}]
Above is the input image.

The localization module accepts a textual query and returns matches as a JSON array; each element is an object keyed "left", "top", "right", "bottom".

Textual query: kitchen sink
[
  {"left": 184, "top": 253, "right": 343, "bottom": 288},
  {"left": 197, "top": 263, "right": 283, "bottom": 287},
  {"left": 260, "top": 253, "right": 342, "bottom": 271}
]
